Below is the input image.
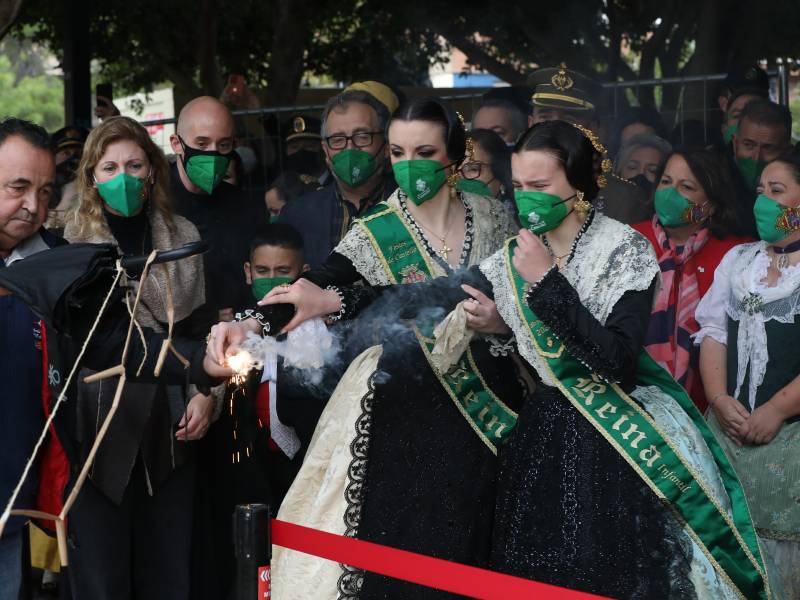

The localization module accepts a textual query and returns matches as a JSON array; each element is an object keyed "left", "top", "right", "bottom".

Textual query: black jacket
[
  {"left": 171, "top": 165, "right": 267, "bottom": 311},
  {"left": 280, "top": 177, "right": 397, "bottom": 269}
]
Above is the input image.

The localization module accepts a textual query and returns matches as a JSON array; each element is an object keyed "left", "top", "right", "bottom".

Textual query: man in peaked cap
[
  {"left": 283, "top": 115, "right": 328, "bottom": 183},
  {"left": 718, "top": 63, "right": 770, "bottom": 114},
  {"left": 50, "top": 126, "right": 88, "bottom": 167},
  {"left": 528, "top": 64, "right": 602, "bottom": 129},
  {"left": 47, "top": 126, "right": 89, "bottom": 232}
]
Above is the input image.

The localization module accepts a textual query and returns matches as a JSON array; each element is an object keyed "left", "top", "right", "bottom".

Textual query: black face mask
[
  {"left": 56, "top": 156, "right": 80, "bottom": 185},
  {"left": 285, "top": 149, "right": 324, "bottom": 177},
  {"left": 630, "top": 173, "right": 655, "bottom": 197}
]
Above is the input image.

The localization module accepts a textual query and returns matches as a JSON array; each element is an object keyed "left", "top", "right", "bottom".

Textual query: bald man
[{"left": 170, "top": 96, "right": 267, "bottom": 320}]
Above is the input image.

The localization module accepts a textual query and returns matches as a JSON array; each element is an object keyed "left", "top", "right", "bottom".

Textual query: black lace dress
[
  {"left": 269, "top": 189, "right": 525, "bottom": 598},
  {"left": 289, "top": 250, "right": 526, "bottom": 599},
  {"left": 350, "top": 250, "right": 696, "bottom": 598},
  {"left": 489, "top": 272, "right": 694, "bottom": 599}
]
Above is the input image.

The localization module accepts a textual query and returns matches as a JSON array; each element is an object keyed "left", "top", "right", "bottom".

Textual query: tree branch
[
  {"left": 431, "top": 21, "right": 526, "bottom": 84},
  {"left": 0, "top": 0, "right": 23, "bottom": 42}
]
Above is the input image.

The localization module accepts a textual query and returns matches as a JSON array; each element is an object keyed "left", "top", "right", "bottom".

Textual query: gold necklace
[
  {"left": 542, "top": 234, "right": 571, "bottom": 269},
  {"left": 417, "top": 208, "right": 456, "bottom": 261},
  {"left": 551, "top": 251, "right": 571, "bottom": 269}
]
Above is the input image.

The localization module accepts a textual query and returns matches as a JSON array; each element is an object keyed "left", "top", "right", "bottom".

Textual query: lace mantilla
[
  {"left": 336, "top": 372, "right": 377, "bottom": 598},
  {"left": 480, "top": 214, "right": 659, "bottom": 387},
  {"left": 561, "top": 214, "right": 659, "bottom": 324},
  {"left": 333, "top": 189, "right": 512, "bottom": 286}
]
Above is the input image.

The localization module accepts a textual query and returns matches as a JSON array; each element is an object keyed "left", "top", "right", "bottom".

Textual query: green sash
[
  {"left": 504, "top": 238, "right": 768, "bottom": 599},
  {"left": 357, "top": 204, "right": 517, "bottom": 454}
]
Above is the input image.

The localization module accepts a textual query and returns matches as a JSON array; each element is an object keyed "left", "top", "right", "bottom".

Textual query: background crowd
[{"left": 2, "top": 60, "right": 800, "bottom": 599}]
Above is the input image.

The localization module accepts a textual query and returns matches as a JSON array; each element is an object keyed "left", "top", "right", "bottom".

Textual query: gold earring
[
  {"left": 446, "top": 169, "right": 458, "bottom": 198},
  {"left": 574, "top": 190, "right": 591, "bottom": 216}
]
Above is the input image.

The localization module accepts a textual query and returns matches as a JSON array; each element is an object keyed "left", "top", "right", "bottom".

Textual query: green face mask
[
  {"left": 393, "top": 159, "right": 447, "bottom": 205},
  {"left": 654, "top": 187, "right": 706, "bottom": 227},
  {"left": 331, "top": 148, "right": 379, "bottom": 187},
  {"left": 514, "top": 190, "right": 572, "bottom": 234},
  {"left": 251, "top": 276, "right": 293, "bottom": 302},
  {"left": 96, "top": 172, "right": 147, "bottom": 217},
  {"left": 754, "top": 194, "right": 800, "bottom": 243},
  {"left": 723, "top": 124, "right": 737, "bottom": 146},
  {"left": 736, "top": 157, "right": 768, "bottom": 190},
  {"left": 268, "top": 213, "right": 280, "bottom": 224},
  {"left": 456, "top": 178, "right": 493, "bottom": 197},
  {"left": 179, "top": 136, "right": 231, "bottom": 194}
]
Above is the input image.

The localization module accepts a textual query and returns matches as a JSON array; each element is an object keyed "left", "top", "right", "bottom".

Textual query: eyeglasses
[
  {"left": 324, "top": 131, "right": 383, "bottom": 150},
  {"left": 459, "top": 161, "right": 490, "bottom": 180}
]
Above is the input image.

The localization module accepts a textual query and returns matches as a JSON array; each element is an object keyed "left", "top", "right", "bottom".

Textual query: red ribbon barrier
[{"left": 271, "top": 519, "right": 610, "bottom": 599}]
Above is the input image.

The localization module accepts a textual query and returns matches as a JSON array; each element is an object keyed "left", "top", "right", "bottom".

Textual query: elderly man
[
  {"left": 280, "top": 81, "right": 398, "bottom": 268},
  {"left": 0, "top": 117, "right": 61, "bottom": 600},
  {"left": 170, "top": 96, "right": 267, "bottom": 321}
]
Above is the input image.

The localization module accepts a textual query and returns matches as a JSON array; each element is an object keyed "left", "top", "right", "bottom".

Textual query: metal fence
[{"left": 139, "top": 67, "right": 792, "bottom": 201}]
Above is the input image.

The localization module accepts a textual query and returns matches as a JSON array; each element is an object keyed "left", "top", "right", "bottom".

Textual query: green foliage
[
  {"left": 0, "top": 34, "right": 62, "bottom": 130},
  {"left": 10, "top": 0, "right": 800, "bottom": 109}
]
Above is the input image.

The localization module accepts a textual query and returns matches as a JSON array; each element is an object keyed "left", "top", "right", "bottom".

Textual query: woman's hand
[
  {"left": 204, "top": 320, "right": 260, "bottom": 376},
  {"left": 175, "top": 393, "right": 214, "bottom": 441},
  {"left": 711, "top": 395, "right": 749, "bottom": 445},
  {"left": 258, "top": 278, "right": 341, "bottom": 333},
  {"left": 739, "top": 402, "right": 785, "bottom": 446},
  {"left": 461, "top": 284, "right": 510, "bottom": 335},
  {"left": 512, "top": 229, "right": 554, "bottom": 284}
]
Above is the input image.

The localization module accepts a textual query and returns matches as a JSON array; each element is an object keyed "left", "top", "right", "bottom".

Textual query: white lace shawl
[
  {"left": 694, "top": 242, "right": 800, "bottom": 409},
  {"left": 479, "top": 214, "right": 660, "bottom": 386},
  {"left": 334, "top": 190, "right": 514, "bottom": 285}
]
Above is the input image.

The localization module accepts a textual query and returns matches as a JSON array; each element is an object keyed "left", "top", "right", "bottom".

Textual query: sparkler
[{"left": 226, "top": 349, "right": 256, "bottom": 385}]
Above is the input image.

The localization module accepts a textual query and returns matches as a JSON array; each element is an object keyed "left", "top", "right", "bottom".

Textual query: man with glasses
[{"left": 280, "top": 83, "right": 399, "bottom": 268}]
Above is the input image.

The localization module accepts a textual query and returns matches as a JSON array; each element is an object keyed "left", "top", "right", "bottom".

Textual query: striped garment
[{"left": 645, "top": 216, "right": 709, "bottom": 401}]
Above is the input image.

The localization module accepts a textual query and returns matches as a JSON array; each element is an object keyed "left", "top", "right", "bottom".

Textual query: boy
[{"left": 244, "top": 223, "right": 309, "bottom": 302}]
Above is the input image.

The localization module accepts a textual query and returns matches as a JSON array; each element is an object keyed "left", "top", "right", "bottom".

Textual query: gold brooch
[{"left": 292, "top": 116, "right": 306, "bottom": 133}]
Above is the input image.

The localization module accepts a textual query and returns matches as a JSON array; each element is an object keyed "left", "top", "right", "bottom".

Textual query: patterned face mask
[
  {"left": 753, "top": 193, "right": 800, "bottom": 243},
  {"left": 654, "top": 187, "right": 706, "bottom": 228}
]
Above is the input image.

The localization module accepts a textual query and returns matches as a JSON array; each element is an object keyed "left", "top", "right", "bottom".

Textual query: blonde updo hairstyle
[{"left": 68, "top": 116, "right": 173, "bottom": 240}]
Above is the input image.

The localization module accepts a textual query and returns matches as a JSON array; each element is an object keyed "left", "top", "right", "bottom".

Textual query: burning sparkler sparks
[{"left": 226, "top": 349, "right": 256, "bottom": 385}]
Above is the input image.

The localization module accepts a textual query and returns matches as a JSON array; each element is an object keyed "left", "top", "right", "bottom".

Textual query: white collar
[{"left": 4, "top": 231, "right": 49, "bottom": 267}]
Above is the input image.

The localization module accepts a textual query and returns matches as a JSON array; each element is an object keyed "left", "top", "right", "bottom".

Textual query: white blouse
[{"left": 694, "top": 241, "right": 800, "bottom": 409}]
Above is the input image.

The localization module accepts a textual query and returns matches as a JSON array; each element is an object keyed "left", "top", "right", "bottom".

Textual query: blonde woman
[{"left": 62, "top": 116, "right": 212, "bottom": 599}]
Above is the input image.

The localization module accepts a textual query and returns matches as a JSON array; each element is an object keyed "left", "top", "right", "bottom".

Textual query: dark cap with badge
[
  {"left": 723, "top": 64, "right": 770, "bottom": 98},
  {"left": 51, "top": 125, "right": 89, "bottom": 153},
  {"left": 528, "top": 64, "right": 602, "bottom": 113},
  {"left": 284, "top": 115, "right": 322, "bottom": 143}
]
